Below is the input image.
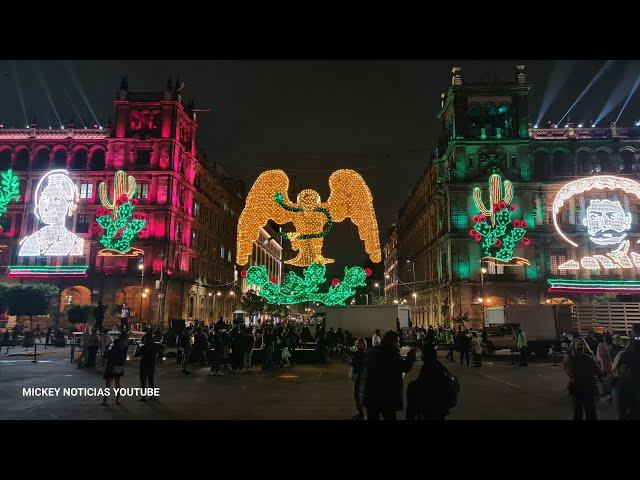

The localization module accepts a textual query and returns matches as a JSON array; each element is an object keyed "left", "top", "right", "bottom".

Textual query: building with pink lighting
[{"left": 0, "top": 78, "right": 244, "bottom": 329}]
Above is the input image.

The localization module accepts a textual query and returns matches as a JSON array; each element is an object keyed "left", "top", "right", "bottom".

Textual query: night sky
[{"left": 2, "top": 60, "right": 640, "bottom": 273}]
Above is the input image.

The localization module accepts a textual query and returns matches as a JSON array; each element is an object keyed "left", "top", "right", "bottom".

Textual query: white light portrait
[
  {"left": 18, "top": 169, "right": 84, "bottom": 256},
  {"left": 583, "top": 199, "right": 631, "bottom": 246}
]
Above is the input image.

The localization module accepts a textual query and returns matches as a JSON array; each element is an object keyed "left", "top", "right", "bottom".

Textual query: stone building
[
  {"left": 387, "top": 65, "right": 640, "bottom": 330},
  {"left": 0, "top": 78, "right": 243, "bottom": 329}
]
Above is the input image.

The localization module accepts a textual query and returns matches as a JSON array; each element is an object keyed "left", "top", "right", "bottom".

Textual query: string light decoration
[
  {"left": 0, "top": 169, "right": 20, "bottom": 217},
  {"left": 245, "top": 262, "right": 370, "bottom": 306},
  {"left": 470, "top": 173, "right": 530, "bottom": 265},
  {"left": 7, "top": 265, "right": 88, "bottom": 279},
  {"left": 95, "top": 170, "right": 146, "bottom": 256},
  {"left": 547, "top": 278, "right": 640, "bottom": 294},
  {"left": 18, "top": 169, "right": 84, "bottom": 256},
  {"left": 554, "top": 176, "right": 640, "bottom": 274},
  {"left": 236, "top": 169, "right": 381, "bottom": 267}
]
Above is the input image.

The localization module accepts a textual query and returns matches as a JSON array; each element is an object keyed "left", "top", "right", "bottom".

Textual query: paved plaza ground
[{"left": 0, "top": 345, "right": 617, "bottom": 420}]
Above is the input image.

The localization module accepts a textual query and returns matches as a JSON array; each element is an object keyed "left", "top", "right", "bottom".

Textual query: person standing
[
  {"left": 180, "top": 326, "right": 193, "bottom": 374},
  {"left": 349, "top": 338, "right": 368, "bottom": 420},
  {"left": 135, "top": 332, "right": 158, "bottom": 401},
  {"left": 471, "top": 331, "right": 482, "bottom": 367},
  {"left": 231, "top": 327, "right": 246, "bottom": 373},
  {"left": 406, "top": 347, "right": 456, "bottom": 420},
  {"left": 371, "top": 329, "right": 382, "bottom": 349},
  {"left": 243, "top": 327, "right": 254, "bottom": 371},
  {"left": 262, "top": 327, "right": 274, "bottom": 370},
  {"left": 85, "top": 329, "right": 100, "bottom": 367},
  {"left": 102, "top": 337, "right": 126, "bottom": 405},
  {"left": 563, "top": 338, "right": 602, "bottom": 420},
  {"left": 596, "top": 333, "right": 613, "bottom": 399},
  {"left": 120, "top": 303, "right": 130, "bottom": 332},
  {"left": 457, "top": 329, "right": 470, "bottom": 367},
  {"left": 78, "top": 324, "right": 91, "bottom": 368},
  {"left": 364, "top": 331, "right": 416, "bottom": 420},
  {"left": 612, "top": 324, "right": 640, "bottom": 420},
  {"left": 517, "top": 327, "right": 528, "bottom": 367},
  {"left": 100, "top": 330, "right": 114, "bottom": 366},
  {"left": 93, "top": 302, "right": 107, "bottom": 332},
  {"left": 444, "top": 327, "right": 455, "bottom": 362}
]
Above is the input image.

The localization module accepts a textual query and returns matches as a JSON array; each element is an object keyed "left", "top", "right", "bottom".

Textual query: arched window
[
  {"left": 553, "top": 151, "right": 573, "bottom": 176},
  {"left": 576, "top": 151, "right": 592, "bottom": 174},
  {"left": 495, "top": 103, "right": 512, "bottom": 134},
  {"left": 533, "top": 150, "right": 551, "bottom": 178},
  {"left": 0, "top": 150, "right": 11, "bottom": 170},
  {"left": 70, "top": 149, "right": 88, "bottom": 169},
  {"left": 53, "top": 149, "right": 67, "bottom": 168},
  {"left": 620, "top": 150, "right": 636, "bottom": 173},
  {"left": 33, "top": 148, "right": 50, "bottom": 169},
  {"left": 91, "top": 149, "right": 106, "bottom": 170},
  {"left": 468, "top": 104, "right": 482, "bottom": 134},
  {"left": 598, "top": 150, "right": 613, "bottom": 173},
  {"left": 14, "top": 149, "right": 29, "bottom": 170}
]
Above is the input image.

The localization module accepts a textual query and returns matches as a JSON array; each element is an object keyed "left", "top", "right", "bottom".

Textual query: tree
[
  {"left": 372, "top": 296, "right": 394, "bottom": 305},
  {"left": 5, "top": 284, "right": 59, "bottom": 330},
  {"left": 241, "top": 290, "right": 265, "bottom": 317},
  {"left": 264, "top": 303, "right": 289, "bottom": 318},
  {"left": 67, "top": 305, "right": 97, "bottom": 330}
]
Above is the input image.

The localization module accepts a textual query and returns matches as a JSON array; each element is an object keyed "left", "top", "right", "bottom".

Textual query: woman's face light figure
[{"left": 38, "top": 184, "right": 70, "bottom": 225}]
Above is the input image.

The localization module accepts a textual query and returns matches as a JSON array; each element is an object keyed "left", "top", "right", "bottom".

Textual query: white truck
[
  {"left": 483, "top": 304, "right": 574, "bottom": 357},
  {"left": 317, "top": 305, "right": 411, "bottom": 341}
]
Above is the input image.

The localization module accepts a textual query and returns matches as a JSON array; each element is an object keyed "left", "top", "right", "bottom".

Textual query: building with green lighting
[{"left": 386, "top": 65, "right": 640, "bottom": 329}]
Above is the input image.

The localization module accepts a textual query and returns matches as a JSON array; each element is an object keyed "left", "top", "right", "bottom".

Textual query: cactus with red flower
[
  {"left": 470, "top": 173, "right": 530, "bottom": 263},
  {"left": 95, "top": 170, "right": 146, "bottom": 255}
]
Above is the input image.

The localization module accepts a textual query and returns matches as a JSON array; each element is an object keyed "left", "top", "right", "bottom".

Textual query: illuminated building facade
[
  {"left": 0, "top": 78, "right": 244, "bottom": 328},
  {"left": 383, "top": 224, "right": 398, "bottom": 298},
  {"left": 241, "top": 225, "right": 283, "bottom": 294},
  {"left": 389, "top": 65, "right": 640, "bottom": 329}
]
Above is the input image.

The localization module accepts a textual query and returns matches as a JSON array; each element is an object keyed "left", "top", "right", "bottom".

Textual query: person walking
[
  {"left": 517, "top": 327, "right": 528, "bottom": 367},
  {"left": 210, "top": 330, "right": 226, "bottom": 376},
  {"left": 406, "top": 347, "right": 457, "bottom": 420},
  {"left": 444, "top": 327, "right": 455, "bottom": 362},
  {"left": 364, "top": 331, "right": 416, "bottom": 420},
  {"left": 119, "top": 303, "right": 130, "bottom": 332},
  {"left": 180, "top": 326, "right": 193, "bottom": 374},
  {"left": 135, "top": 332, "right": 158, "bottom": 401},
  {"left": 611, "top": 324, "right": 640, "bottom": 420},
  {"left": 262, "top": 327, "right": 274, "bottom": 370},
  {"left": 346, "top": 338, "right": 368, "bottom": 420},
  {"left": 192, "top": 327, "right": 208, "bottom": 366},
  {"left": 471, "top": 331, "right": 483, "bottom": 367},
  {"left": 102, "top": 337, "right": 126, "bottom": 406},
  {"left": 78, "top": 324, "right": 91, "bottom": 368},
  {"left": 231, "top": 327, "right": 246, "bottom": 373},
  {"left": 563, "top": 338, "right": 602, "bottom": 420},
  {"left": 243, "top": 328, "right": 254, "bottom": 371}
]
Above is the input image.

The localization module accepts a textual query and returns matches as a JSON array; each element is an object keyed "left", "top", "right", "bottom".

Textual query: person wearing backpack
[
  {"left": 406, "top": 347, "right": 458, "bottom": 420},
  {"left": 364, "top": 331, "right": 416, "bottom": 421}
]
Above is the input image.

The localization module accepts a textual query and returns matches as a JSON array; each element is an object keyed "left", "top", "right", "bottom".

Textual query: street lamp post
[
  {"left": 138, "top": 256, "right": 144, "bottom": 329},
  {"left": 480, "top": 265, "right": 487, "bottom": 328},
  {"left": 156, "top": 252, "right": 164, "bottom": 330}
]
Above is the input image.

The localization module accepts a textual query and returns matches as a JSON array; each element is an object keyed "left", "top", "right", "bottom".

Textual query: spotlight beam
[
  {"left": 536, "top": 61, "right": 575, "bottom": 127},
  {"left": 63, "top": 61, "right": 101, "bottom": 128},
  {"left": 558, "top": 60, "right": 614, "bottom": 126},
  {"left": 32, "top": 62, "right": 62, "bottom": 128},
  {"left": 616, "top": 74, "right": 640, "bottom": 124},
  {"left": 9, "top": 61, "right": 29, "bottom": 127},
  {"left": 61, "top": 85, "right": 87, "bottom": 128}
]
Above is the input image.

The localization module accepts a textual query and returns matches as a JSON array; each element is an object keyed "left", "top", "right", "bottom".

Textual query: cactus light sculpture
[
  {"left": 470, "top": 173, "right": 530, "bottom": 265},
  {"left": 95, "top": 170, "right": 146, "bottom": 256}
]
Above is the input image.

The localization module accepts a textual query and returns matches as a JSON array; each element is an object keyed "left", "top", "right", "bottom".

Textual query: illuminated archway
[
  {"left": 59, "top": 285, "right": 92, "bottom": 312},
  {"left": 115, "top": 285, "right": 151, "bottom": 325}
]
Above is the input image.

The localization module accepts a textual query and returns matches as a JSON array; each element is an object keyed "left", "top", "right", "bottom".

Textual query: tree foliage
[
  {"left": 3, "top": 284, "right": 58, "bottom": 317},
  {"left": 241, "top": 290, "right": 266, "bottom": 315},
  {"left": 67, "top": 304, "right": 97, "bottom": 325}
]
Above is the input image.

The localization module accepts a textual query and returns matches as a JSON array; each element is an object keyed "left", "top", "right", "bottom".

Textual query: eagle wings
[{"left": 236, "top": 169, "right": 381, "bottom": 266}]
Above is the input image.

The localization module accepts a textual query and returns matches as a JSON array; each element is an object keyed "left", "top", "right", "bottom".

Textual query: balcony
[{"left": 485, "top": 272, "right": 522, "bottom": 282}]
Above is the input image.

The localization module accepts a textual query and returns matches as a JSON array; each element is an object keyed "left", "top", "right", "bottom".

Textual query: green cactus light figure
[
  {"left": 0, "top": 169, "right": 20, "bottom": 214},
  {"left": 244, "top": 262, "right": 371, "bottom": 306},
  {"left": 470, "top": 173, "right": 531, "bottom": 265},
  {"left": 95, "top": 170, "right": 146, "bottom": 256}
]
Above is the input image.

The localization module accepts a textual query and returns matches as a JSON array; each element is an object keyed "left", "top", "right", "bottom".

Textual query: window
[
  {"left": 79, "top": 182, "right": 93, "bottom": 199},
  {"left": 136, "top": 183, "right": 149, "bottom": 199},
  {"left": 227, "top": 250, "right": 232, "bottom": 262},
  {"left": 193, "top": 201, "right": 200, "bottom": 218},
  {"left": 220, "top": 246, "right": 225, "bottom": 259},
  {"left": 136, "top": 150, "right": 151, "bottom": 166},
  {"left": 76, "top": 214, "right": 91, "bottom": 233}
]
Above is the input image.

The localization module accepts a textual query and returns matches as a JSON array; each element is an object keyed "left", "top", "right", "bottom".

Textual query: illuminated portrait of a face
[
  {"left": 583, "top": 199, "right": 632, "bottom": 246},
  {"left": 18, "top": 169, "right": 84, "bottom": 256}
]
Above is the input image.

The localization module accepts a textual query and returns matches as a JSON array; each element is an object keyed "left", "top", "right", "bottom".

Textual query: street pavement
[{"left": 0, "top": 345, "right": 617, "bottom": 420}]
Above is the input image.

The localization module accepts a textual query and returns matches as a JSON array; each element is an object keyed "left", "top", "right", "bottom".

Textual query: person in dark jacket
[
  {"left": 102, "top": 337, "right": 126, "bottom": 405},
  {"left": 364, "top": 330, "right": 416, "bottom": 420},
  {"left": 406, "top": 347, "right": 453, "bottom": 420},
  {"left": 135, "top": 332, "right": 158, "bottom": 401},
  {"left": 612, "top": 324, "right": 640, "bottom": 419},
  {"left": 457, "top": 330, "right": 470, "bottom": 367},
  {"left": 231, "top": 327, "right": 247, "bottom": 373},
  {"left": 563, "top": 338, "right": 602, "bottom": 420},
  {"left": 349, "top": 337, "right": 368, "bottom": 420}
]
